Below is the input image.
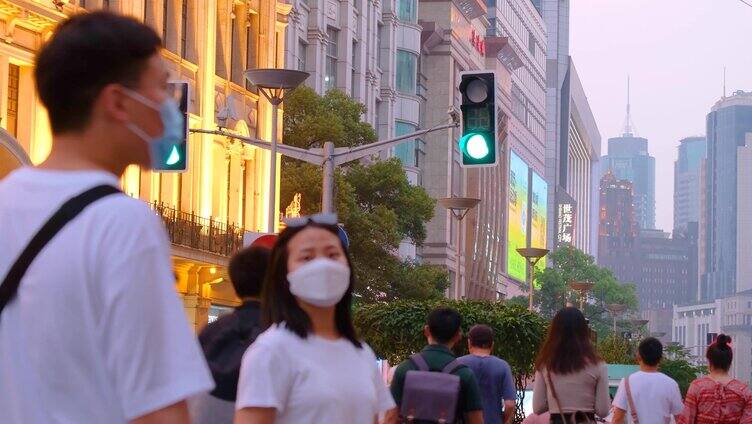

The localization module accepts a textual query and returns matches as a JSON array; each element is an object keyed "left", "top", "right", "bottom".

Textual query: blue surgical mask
[{"left": 124, "top": 89, "right": 185, "bottom": 169}]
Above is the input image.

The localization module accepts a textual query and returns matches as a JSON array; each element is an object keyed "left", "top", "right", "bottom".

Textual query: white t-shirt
[
  {"left": 612, "top": 371, "right": 684, "bottom": 424},
  {"left": 236, "top": 324, "right": 396, "bottom": 423},
  {"left": 0, "top": 168, "right": 214, "bottom": 423}
]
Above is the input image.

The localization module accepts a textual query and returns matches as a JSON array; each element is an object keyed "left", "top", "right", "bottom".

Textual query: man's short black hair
[
  {"left": 638, "top": 337, "right": 663, "bottom": 366},
  {"left": 229, "top": 246, "right": 271, "bottom": 298},
  {"left": 34, "top": 12, "right": 161, "bottom": 134},
  {"left": 427, "top": 307, "right": 462, "bottom": 344},
  {"left": 468, "top": 324, "right": 494, "bottom": 349}
]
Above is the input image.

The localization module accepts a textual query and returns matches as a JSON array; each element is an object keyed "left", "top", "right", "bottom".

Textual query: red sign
[{"left": 470, "top": 29, "right": 486, "bottom": 55}]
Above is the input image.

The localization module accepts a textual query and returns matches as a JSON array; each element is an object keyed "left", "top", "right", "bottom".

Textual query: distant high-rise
[
  {"left": 674, "top": 136, "right": 706, "bottom": 233},
  {"left": 703, "top": 91, "right": 752, "bottom": 300},
  {"left": 600, "top": 85, "right": 656, "bottom": 230},
  {"left": 598, "top": 171, "right": 637, "bottom": 257}
]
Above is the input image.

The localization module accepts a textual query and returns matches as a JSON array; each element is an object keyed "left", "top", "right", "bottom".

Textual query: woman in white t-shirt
[{"left": 234, "top": 214, "right": 397, "bottom": 424}]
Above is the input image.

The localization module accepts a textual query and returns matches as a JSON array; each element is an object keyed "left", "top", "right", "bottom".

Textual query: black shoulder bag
[{"left": 0, "top": 185, "right": 121, "bottom": 318}]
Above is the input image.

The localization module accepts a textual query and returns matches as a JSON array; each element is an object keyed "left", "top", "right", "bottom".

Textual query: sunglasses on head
[{"left": 282, "top": 213, "right": 339, "bottom": 228}]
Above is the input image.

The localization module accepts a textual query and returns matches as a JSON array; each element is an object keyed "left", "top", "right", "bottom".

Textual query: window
[
  {"left": 246, "top": 13, "right": 259, "bottom": 91},
  {"left": 298, "top": 40, "right": 307, "bottom": 71},
  {"left": 397, "top": 0, "right": 417, "bottom": 23},
  {"left": 395, "top": 121, "right": 417, "bottom": 167},
  {"left": 395, "top": 50, "right": 417, "bottom": 94},
  {"left": 351, "top": 41, "right": 357, "bottom": 96},
  {"left": 325, "top": 28, "right": 338, "bottom": 91},
  {"left": 6, "top": 64, "right": 18, "bottom": 137},
  {"left": 180, "top": 0, "right": 189, "bottom": 58},
  {"left": 377, "top": 24, "right": 385, "bottom": 69},
  {"left": 230, "top": 13, "right": 238, "bottom": 83},
  {"left": 275, "top": 32, "right": 282, "bottom": 68},
  {"left": 162, "top": 1, "right": 169, "bottom": 45}
]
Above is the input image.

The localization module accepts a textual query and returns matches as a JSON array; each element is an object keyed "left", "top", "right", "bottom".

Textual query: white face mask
[{"left": 287, "top": 258, "right": 351, "bottom": 307}]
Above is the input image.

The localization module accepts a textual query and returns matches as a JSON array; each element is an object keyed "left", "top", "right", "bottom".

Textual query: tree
[
  {"left": 281, "top": 88, "right": 448, "bottom": 301},
  {"left": 597, "top": 335, "right": 637, "bottom": 365},
  {"left": 660, "top": 344, "right": 705, "bottom": 397},
  {"left": 354, "top": 299, "right": 547, "bottom": 424},
  {"left": 534, "top": 246, "right": 638, "bottom": 337}
]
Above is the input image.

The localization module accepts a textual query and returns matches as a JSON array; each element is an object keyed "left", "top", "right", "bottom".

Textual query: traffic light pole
[{"left": 190, "top": 118, "right": 458, "bottom": 214}]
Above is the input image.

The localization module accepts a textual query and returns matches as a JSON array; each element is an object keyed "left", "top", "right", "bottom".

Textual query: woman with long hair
[
  {"left": 678, "top": 334, "right": 752, "bottom": 423},
  {"left": 532, "top": 307, "right": 610, "bottom": 423},
  {"left": 234, "top": 215, "right": 396, "bottom": 424}
]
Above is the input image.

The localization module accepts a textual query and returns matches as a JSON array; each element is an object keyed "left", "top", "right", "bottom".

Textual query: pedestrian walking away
[
  {"left": 612, "top": 337, "right": 684, "bottom": 424},
  {"left": 458, "top": 324, "right": 517, "bottom": 424},
  {"left": 677, "top": 334, "right": 752, "bottom": 424},
  {"left": 234, "top": 214, "right": 397, "bottom": 424},
  {"left": 390, "top": 307, "right": 484, "bottom": 424},
  {"left": 190, "top": 246, "right": 271, "bottom": 424},
  {"left": 533, "top": 307, "right": 611, "bottom": 423},
  {"left": 0, "top": 12, "right": 213, "bottom": 424}
]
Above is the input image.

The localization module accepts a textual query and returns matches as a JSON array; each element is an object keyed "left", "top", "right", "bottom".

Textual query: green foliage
[
  {"left": 506, "top": 296, "right": 529, "bottom": 309},
  {"left": 597, "top": 335, "right": 637, "bottom": 365},
  {"left": 281, "top": 88, "right": 447, "bottom": 302},
  {"left": 283, "top": 87, "right": 377, "bottom": 149},
  {"left": 660, "top": 344, "right": 705, "bottom": 397},
  {"left": 535, "top": 246, "right": 638, "bottom": 338},
  {"left": 355, "top": 299, "right": 547, "bottom": 424}
]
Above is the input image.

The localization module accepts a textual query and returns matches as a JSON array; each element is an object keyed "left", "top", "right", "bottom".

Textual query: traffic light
[
  {"left": 458, "top": 71, "right": 497, "bottom": 167},
  {"left": 154, "top": 81, "right": 189, "bottom": 172}
]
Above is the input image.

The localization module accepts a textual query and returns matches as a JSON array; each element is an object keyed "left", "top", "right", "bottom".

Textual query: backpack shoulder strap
[
  {"left": 409, "top": 353, "right": 430, "bottom": 371},
  {"left": 441, "top": 359, "right": 465, "bottom": 375},
  {"left": 0, "top": 185, "right": 121, "bottom": 317},
  {"left": 624, "top": 374, "right": 640, "bottom": 424}
]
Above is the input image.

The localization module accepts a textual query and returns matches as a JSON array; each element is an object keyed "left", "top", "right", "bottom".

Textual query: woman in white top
[{"left": 235, "top": 214, "right": 397, "bottom": 424}]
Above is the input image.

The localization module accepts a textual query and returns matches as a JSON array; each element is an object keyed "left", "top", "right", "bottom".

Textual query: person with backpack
[
  {"left": 458, "top": 324, "right": 517, "bottom": 424},
  {"left": 0, "top": 12, "right": 213, "bottom": 423},
  {"left": 190, "top": 246, "right": 270, "bottom": 424},
  {"left": 611, "top": 337, "right": 683, "bottom": 424},
  {"left": 390, "top": 307, "right": 484, "bottom": 424},
  {"left": 677, "top": 334, "right": 752, "bottom": 424},
  {"left": 533, "top": 307, "right": 610, "bottom": 423},
  {"left": 234, "top": 215, "right": 396, "bottom": 423}
]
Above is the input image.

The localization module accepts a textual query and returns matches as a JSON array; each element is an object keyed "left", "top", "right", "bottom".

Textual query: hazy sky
[{"left": 570, "top": 0, "right": 752, "bottom": 231}]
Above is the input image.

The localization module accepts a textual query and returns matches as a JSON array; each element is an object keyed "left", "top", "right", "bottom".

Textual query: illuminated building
[{"left": 0, "top": 0, "right": 289, "bottom": 330}]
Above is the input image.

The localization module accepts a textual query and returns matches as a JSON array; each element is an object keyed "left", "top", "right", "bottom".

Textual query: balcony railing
[{"left": 150, "top": 201, "right": 244, "bottom": 257}]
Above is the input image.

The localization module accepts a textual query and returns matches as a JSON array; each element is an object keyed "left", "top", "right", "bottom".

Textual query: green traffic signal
[
  {"left": 458, "top": 71, "right": 497, "bottom": 168},
  {"left": 166, "top": 146, "right": 181, "bottom": 166}
]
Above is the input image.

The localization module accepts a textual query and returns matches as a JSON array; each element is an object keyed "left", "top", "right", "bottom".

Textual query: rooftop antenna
[{"left": 622, "top": 75, "right": 637, "bottom": 137}]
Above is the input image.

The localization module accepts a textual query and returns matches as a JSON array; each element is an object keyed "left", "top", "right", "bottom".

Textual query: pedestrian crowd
[{"left": 1, "top": 10, "right": 752, "bottom": 424}]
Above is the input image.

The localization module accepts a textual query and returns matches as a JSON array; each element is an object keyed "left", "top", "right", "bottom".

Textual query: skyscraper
[
  {"left": 600, "top": 89, "right": 656, "bottom": 230},
  {"left": 703, "top": 90, "right": 752, "bottom": 300},
  {"left": 673, "top": 136, "right": 706, "bottom": 233},
  {"left": 598, "top": 171, "right": 637, "bottom": 258}
]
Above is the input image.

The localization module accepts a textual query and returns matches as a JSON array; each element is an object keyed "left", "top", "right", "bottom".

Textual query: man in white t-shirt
[
  {"left": 612, "top": 338, "right": 684, "bottom": 424},
  {"left": 0, "top": 12, "right": 213, "bottom": 424}
]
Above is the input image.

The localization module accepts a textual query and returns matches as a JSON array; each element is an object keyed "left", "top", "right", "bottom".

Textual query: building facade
[
  {"left": 600, "top": 132, "right": 656, "bottom": 231},
  {"left": 0, "top": 0, "right": 287, "bottom": 330},
  {"left": 702, "top": 90, "right": 752, "bottom": 301},
  {"left": 673, "top": 290, "right": 752, "bottom": 385},
  {"left": 566, "top": 61, "right": 600, "bottom": 255},
  {"left": 673, "top": 136, "right": 706, "bottom": 234}
]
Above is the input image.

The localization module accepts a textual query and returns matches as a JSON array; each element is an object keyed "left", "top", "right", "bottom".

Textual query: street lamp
[
  {"left": 606, "top": 303, "right": 627, "bottom": 333},
  {"left": 630, "top": 318, "right": 649, "bottom": 338},
  {"left": 438, "top": 197, "right": 480, "bottom": 300},
  {"left": 569, "top": 281, "right": 595, "bottom": 311},
  {"left": 244, "top": 69, "right": 309, "bottom": 233},
  {"left": 516, "top": 247, "right": 549, "bottom": 311}
]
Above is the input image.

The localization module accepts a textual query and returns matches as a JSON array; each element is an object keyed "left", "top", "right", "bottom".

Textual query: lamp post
[
  {"left": 244, "top": 69, "right": 309, "bottom": 233},
  {"left": 516, "top": 247, "right": 549, "bottom": 311},
  {"left": 606, "top": 303, "right": 627, "bottom": 333},
  {"left": 569, "top": 281, "right": 595, "bottom": 311},
  {"left": 630, "top": 318, "right": 649, "bottom": 339},
  {"left": 438, "top": 197, "right": 480, "bottom": 300}
]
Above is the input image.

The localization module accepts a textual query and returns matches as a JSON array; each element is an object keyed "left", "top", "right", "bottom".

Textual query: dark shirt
[
  {"left": 391, "top": 344, "right": 483, "bottom": 418},
  {"left": 198, "top": 300, "right": 262, "bottom": 401},
  {"left": 458, "top": 354, "right": 516, "bottom": 424}
]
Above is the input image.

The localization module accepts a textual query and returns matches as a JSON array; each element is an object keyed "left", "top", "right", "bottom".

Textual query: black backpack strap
[
  {"left": 441, "top": 359, "right": 464, "bottom": 375},
  {"left": 409, "top": 353, "right": 430, "bottom": 371},
  {"left": 0, "top": 184, "right": 121, "bottom": 316}
]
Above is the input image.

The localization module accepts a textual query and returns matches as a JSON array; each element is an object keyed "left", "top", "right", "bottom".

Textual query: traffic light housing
[
  {"left": 458, "top": 71, "right": 497, "bottom": 167},
  {"left": 153, "top": 81, "right": 189, "bottom": 172}
]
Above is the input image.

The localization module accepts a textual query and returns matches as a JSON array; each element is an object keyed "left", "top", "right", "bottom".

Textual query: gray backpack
[{"left": 400, "top": 353, "right": 463, "bottom": 423}]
